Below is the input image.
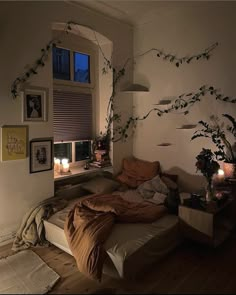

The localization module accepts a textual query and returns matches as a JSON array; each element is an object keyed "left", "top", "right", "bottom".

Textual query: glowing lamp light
[
  {"left": 62, "top": 158, "right": 69, "bottom": 165},
  {"left": 61, "top": 158, "right": 70, "bottom": 173},
  {"left": 54, "top": 158, "right": 61, "bottom": 173},
  {"left": 218, "top": 169, "right": 224, "bottom": 176},
  {"left": 217, "top": 169, "right": 225, "bottom": 183}
]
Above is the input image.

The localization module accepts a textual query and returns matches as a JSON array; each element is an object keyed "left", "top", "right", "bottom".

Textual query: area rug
[{"left": 0, "top": 250, "right": 60, "bottom": 294}]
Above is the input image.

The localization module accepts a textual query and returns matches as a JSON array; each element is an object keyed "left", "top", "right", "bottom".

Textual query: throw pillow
[
  {"left": 80, "top": 176, "right": 120, "bottom": 194},
  {"left": 116, "top": 157, "right": 160, "bottom": 188},
  {"left": 137, "top": 175, "right": 169, "bottom": 199}
]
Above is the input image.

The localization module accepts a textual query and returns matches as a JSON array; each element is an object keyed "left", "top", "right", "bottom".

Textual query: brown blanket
[{"left": 64, "top": 194, "right": 167, "bottom": 281}]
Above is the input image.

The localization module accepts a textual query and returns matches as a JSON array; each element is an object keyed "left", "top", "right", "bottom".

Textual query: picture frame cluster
[{"left": 1, "top": 86, "right": 53, "bottom": 174}]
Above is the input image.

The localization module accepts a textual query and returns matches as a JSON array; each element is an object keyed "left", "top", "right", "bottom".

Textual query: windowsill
[{"left": 54, "top": 165, "right": 113, "bottom": 181}]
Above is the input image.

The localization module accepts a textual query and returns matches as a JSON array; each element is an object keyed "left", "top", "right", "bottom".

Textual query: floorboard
[{"left": 1, "top": 231, "right": 236, "bottom": 294}]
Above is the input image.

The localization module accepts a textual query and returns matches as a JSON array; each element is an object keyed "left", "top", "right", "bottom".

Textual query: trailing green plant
[
  {"left": 11, "top": 40, "right": 59, "bottom": 98},
  {"left": 11, "top": 20, "right": 224, "bottom": 146},
  {"left": 191, "top": 114, "right": 236, "bottom": 163},
  {"left": 111, "top": 86, "right": 236, "bottom": 142},
  {"left": 11, "top": 20, "right": 218, "bottom": 98},
  {"left": 136, "top": 42, "right": 218, "bottom": 68}
]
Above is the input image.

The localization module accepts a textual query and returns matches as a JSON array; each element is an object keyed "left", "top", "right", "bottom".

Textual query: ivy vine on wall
[{"left": 11, "top": 20, "right": 233, "bottom": 145}]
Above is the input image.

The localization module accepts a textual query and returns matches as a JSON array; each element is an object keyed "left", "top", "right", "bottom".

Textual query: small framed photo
[
  {"left": 1, "top": 125, "right": 28, "bottom": 161},
  {"left": 30, "top": 138, "right": 53, "bottom": 173},
  {"left": 23, "top": 87, "right": 48, "bottom": 122}
]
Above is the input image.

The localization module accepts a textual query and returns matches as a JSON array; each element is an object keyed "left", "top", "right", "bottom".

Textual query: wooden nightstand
[{"left": 179, "top": 194, "right": 236, "bottom": 247}]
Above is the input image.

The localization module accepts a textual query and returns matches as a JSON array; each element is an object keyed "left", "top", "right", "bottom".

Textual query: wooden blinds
[{"left": 53, "top": 90, "right": 92, "bottom": 142}]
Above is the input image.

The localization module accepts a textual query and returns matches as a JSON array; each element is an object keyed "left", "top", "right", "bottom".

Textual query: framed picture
[
  {"left": 1, "top": 125, "right": 28, "bottom": 161},
  {"left": 23, "top": 87, "right": 48, "bottom": 122},
  {"left": 30, "top": 138, "right": 53, "bottom": 173}
]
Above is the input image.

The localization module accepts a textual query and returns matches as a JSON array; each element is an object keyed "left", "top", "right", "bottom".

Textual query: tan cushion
[
  {"left": 80, "top": 176, "right": 120, "bottom": 194},
  {"left": 117, "top": 157, "right": 160, "bottom": 188}
]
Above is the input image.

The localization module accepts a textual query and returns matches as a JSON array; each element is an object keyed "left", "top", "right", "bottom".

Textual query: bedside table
[{"left": 179, "top": 195, "right": 236, "bottom": 247}]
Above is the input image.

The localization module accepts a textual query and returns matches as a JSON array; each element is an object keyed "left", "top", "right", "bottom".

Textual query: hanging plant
[
  {"left": 11, "top": 39, "right": 62, "bottom": 99},
  {"left": 135, "top": 42, "right": 218, "bottom": 67},
  {"left": 11, "top": 20, "right": 218, "bottom": 98},
  {"left": 110, "top": 85, "right": 236, "bottom": 142},
  {"left": 10, "top": 20, "right": 226, "bottom": 146}
]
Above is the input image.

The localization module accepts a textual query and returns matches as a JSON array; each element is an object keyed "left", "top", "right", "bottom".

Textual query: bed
[
  {"left": 13, "top": 157, "right": 183, "bottom": 280},
  {"left": 43, "top": 187, "right": 181, "bottom": 280}
]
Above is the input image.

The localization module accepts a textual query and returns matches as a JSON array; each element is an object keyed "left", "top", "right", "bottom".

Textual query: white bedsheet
[{"left": 44, "top": 190, "right": 181, "bottom": 278}]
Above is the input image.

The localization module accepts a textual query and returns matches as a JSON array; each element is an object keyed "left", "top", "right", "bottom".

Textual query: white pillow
[
  {"left": 152, "top": 191, "right": 167, "bottom": 204},
  {"left": 137, "top": 175, "right": 169, "bottom": 199}
]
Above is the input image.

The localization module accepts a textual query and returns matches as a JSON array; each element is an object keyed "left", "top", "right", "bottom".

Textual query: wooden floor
[{"left": 1, "top": 232, "right": 236, "bottom": 294}]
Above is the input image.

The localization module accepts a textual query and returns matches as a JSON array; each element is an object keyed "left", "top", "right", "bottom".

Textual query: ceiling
[{"left": 68, "top": 1, "right": 231, "bottom": 27}]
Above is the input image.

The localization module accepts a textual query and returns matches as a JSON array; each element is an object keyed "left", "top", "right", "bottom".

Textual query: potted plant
[
  {"left": 191, "top": 114, "right": 236, "bottom": 178},
  {"left": 195, "top": 148, "right": 220, "bottom": 201}
]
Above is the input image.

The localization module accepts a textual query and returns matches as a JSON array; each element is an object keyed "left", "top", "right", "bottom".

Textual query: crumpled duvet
[
  {"left": 12, "top": 196, "right": 69, "bottom": 252},
  {"left": 64, "top": 193, "right": 167, "bottom": 281}
]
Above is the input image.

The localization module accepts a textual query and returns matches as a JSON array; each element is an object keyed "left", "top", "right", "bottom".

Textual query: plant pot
[{"left": 223, "top": 162, "right": 236, "bottom": 179}]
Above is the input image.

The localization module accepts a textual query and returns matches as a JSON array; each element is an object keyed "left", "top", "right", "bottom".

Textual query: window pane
[
  {"left": 53, "top": 47, "right": 70, "bottom": 80},
  {"left": 54, "top": 143, "right": 72, "bottom": 162},
  {"left": 74, "top": 52, "right": 90, "bottom": 83},
  {"left": 75, "top": 141, "right": 91, "bottom": 161}
]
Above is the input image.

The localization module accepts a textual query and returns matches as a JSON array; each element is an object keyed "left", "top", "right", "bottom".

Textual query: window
[
  {"left": 53, "top": 46, "right": 91, "bottom": 84},
  {"left": 54, "top": 140, "right": 92, "bottom": 164},
  {"left": 74, "top": 52, "right": 90, "bottom": 83},
  {"left": 52, "top": 41, "right": 95, "bottom": 168},
  {"left": 75, "top": 141, "right": 91, "bottom": 161},
  {"left": 53, "top": 47, "right": 70, "bottom": 80},
  {"left": 54, "top": 142, "right": 72, "bottom": 162}
]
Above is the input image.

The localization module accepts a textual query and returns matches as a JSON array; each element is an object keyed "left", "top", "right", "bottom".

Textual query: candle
[
  {"left": 62, "top": 158, "right": 68, "bottom": 165},
  {"left": 217, "top": 169, "right": 225, "bottom": 183},
  {"left": 62, "top": 162, "right": 70, "bottom": 173},
  {"left": 54, "top": 158, "right": 61, "bottom": 173}
]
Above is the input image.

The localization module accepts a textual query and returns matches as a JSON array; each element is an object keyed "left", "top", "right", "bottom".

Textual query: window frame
[
  {"left": 52, "top": 31, "right": 97, "bottom": 166},
  {"left": 54, "top": 140, "right": 93, "bottom": 167},
  {"left": 53, "top": 44, "right": 95, "bottom": 89}
]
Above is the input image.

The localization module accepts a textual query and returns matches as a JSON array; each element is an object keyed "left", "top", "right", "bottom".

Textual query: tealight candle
[
  {"left": 62, "top": 158, "right": 68, "bottom": 165},
  {"left": 62, "top": 162, "right": 70, "bottom": 173},
  {"left": 217, "top": 169, "right": 225, "bottom": 183},
  {"left": 54, "top": 158, "right": 61, "bottom": 173}
]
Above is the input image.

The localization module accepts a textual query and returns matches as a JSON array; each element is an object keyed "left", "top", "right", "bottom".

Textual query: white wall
[
  {"left": 0, "top": 1, "right": 133, "bottom": 242},
  {"left": 132, "top": 3, "right": 236, "bottom": 192}
]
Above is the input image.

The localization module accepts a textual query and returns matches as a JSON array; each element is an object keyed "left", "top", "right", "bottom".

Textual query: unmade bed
[{"left": 43, "top": 189, "right": 181, "bottom": 280}]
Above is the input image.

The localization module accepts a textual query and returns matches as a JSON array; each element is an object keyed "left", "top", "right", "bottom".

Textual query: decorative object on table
[
  {"left": 1, "top": 125, "right": 28, "bottom": 161},
  {"left": 22, "top": 86, "right": 48, "bottom": 122},
  {"left": 93, "top": 132, "right": 110, "bottom": 152},
  {"left": 191, "top": 114, "right": 236, "bottom": 179},
  {"left": 84, "top": 160, "right": 90, "bottom": 170},
  {"left": 195, "top": 148, "right": 220, "bottom": 202},
  {"left": 0, "top": 250, "right": 60, "bottom": 294},
  {"left": 91, "top": 133, "right": 111, "bottom": 168},
  {"left": 30, "top": 138, "right": 53, "bottom": 173}
]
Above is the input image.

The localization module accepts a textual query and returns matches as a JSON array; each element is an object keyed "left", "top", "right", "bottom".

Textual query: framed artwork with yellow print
[{"left": 1, "top": 125, "right": 28, "bottom": 161}]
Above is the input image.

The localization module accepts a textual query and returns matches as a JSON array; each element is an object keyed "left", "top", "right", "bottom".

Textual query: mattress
[{"left": 44, "top": 191, "right": 181, "bottom": 279}]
